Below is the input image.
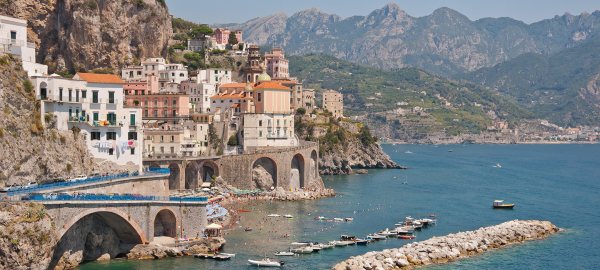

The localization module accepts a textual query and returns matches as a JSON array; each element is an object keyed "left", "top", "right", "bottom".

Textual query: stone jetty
[{"left": 333, "top": 220, "right": 560, "bottom": 270}]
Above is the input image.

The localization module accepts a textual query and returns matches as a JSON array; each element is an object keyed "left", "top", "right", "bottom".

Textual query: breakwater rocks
[
  {"left": 333, "top": 220, "right": 560, "bottom": 270},
  {"left": 267, "top": 187, "right": 336, "bottom": 201}
]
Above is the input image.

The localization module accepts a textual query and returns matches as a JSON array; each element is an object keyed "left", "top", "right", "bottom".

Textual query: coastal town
[{"left": 0, "top": 2, "right": 597, "bottom": 269}]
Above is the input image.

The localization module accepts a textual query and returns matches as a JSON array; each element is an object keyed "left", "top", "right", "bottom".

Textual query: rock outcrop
[
  {"left": 126, "top": 244, "right": 182, "bottom": 260},
  {"left": 0, "top": 202, "right": 57, "bottom": 270},
  {"left": 333, "top": 220, "right": 561, "bottom": 270},
  {"left": 0, "top": 55, "right": 127, "bottom": 187},
  {"left": 267, "top": 186, "right": 335, "bottom": 201},
  {"left": 0, "top": 0, "right": 172, "bottom": 73},
  {"left": 320, "top": 138, "right": 403, "bottom": 175}
]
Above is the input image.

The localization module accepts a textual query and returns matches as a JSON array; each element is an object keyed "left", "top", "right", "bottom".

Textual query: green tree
[
  {"left": 296, "top": 108, "right": 306, "bottom": 115},
  {"left": 228, "top": 31, "right": 238, "bottom": 45},
  {"left": 227, "top": 134, "right": 238, "bottom": 146},
  {"left": 190, "top": 25, "right": 213, "bottom": 39}
]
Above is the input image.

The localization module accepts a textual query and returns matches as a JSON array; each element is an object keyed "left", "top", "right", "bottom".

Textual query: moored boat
[
  {"left": 367, "top": 234, "right": 387, "bottom": 240},
  {"left": 284, "top": 214, "right": 294, "bottom": 219},
  {"left": 267, "top": 214, "right": 280, "bottom": 217},
  {"left": 344, "top": 217, "right": 354, "bottom": 221},
  {"left": 493, "top": 200, "right": 515, "bottom": 209},
  {"left": 333, "top": 218, "right": 344, "bottom": 222},
  {"left": 274, "top": 251, "right": 294, "bottom": 256},
  {"left": 399, "top": 234, "right": 416, "bottom": 240},
  {"left": 355, "top": 238, "right": 369, "bottom": 245},
  {"left": 248, "top": 258, "right": 283, "bottom": 267},
  {"left": 291, "top": 246, "right": 314, "bottom": 254}
]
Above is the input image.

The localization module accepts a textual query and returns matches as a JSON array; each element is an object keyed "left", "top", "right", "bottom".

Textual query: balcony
[{"left": 0, "top": 38, "right": 35, "bottom": 48}]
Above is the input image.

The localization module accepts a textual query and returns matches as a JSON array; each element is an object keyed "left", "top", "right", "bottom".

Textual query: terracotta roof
[
  {"left": 75, "top": 73, "right": 124, "bottom": 84},
  {"left": 272, "top": 79, "right": 299, "bottom": 84},
  {"left": 219, "top": 83, "right": 247, "bottom": 88},
  {"left": 254, "top": 81, "right": 291, "bottom": 91}
]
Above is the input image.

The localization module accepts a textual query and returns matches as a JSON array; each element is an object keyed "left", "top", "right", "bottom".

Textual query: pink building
[
  {"left": 234, "top": 30, "right": 243, "bottom": 44},
  {"left": 124, "top": 75, "right": 189, "bottom": 120},
  {"left": 265, "top": 47, "right": 289, "bottom": 79},
  {"left": 214, "top": 28, "right": 230, "bottom": 45}
]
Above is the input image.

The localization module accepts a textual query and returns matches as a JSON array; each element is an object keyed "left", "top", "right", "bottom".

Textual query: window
[
  {"left": 92, "top": 91, "right": 99, "bottom": 103},
  {"left": 68, "top": 89, "right": 72, "bottom": 102},
  {"left": 129, "top": 114, "right": 136, "bottom": 126},
  {"left": 160, "top": 136, "right": 164, "bottom": 142},
  {"left": 128, "top": 132, "right": 137, "bottom": 140},
  {"left": 107, "top": 113, "right": 116, "bottom": 125},
  {"left": 153, "top": 110, "right": 158, "bottom": 117},
  {"left": 93, "top": 112, "right": 99, "bottom": 122},
  {"left": 59, "top": 88, "right": 63, "bottom": 101},
  {"left": 10, "top": 31, "right": 16, "bottom": 40},
  {"left": 130, "top": 148, "right": 135, "bottom": 155},
  {"left": 76, "top": 90, "right": 79, "bottom": 102},
  {"left": 82, "top": 90, "right": 87, "bottom": 99},
  {"left": 170, "top": 147, "right": 175, "bottom": 154},
  {"left": 259, "top": 120, "right": 262, "bottom": 127},
  {"left": 91, "top": 131, "right": 101, "bottom": 140},
  {"left": 108, "top": 148, "right": 114, "bottom": 155},
  {"left": 172, "top": 110, "right": 177, "bottom": 116},
  {"left": 171, "top": 136, "right": 174, "bottom": 142},
  {"left": 160, "top": 147, "right": 164, "bottom": 153},
  {"left": 106, "top": 132, "right": 117, "bottom": 140},
  {"left": 259, "top": 131, "right": 263, "bottom": 137},
  {"left": 108, "top": 91, "right": 115, "bottom": 104},
  {"left": 173, "top": 100, "right": 177, "bottom": 106},
  {"left": 257, "top": 93, "right": 262, "bottom": 102}
]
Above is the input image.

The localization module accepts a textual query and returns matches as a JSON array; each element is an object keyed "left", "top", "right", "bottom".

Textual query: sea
[{"left": 79, "top": 144, "right": 600, "bottom": 270}]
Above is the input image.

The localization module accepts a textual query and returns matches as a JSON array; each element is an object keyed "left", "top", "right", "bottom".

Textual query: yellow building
[{"left": 323, "top": 89, "right": 344, "bottom": 118}]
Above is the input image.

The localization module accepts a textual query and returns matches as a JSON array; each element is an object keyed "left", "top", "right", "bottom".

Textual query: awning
[{"left": 206, "top": 223, "right": 222, "bottom": 229}]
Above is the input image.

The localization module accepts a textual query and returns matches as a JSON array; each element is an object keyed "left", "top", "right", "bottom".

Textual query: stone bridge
[
  {"left": 144, "top": 141, "right": 321, "bottom": 191},
  {"left": 43, "top": 200, "right": 207, "bottom": 266}
]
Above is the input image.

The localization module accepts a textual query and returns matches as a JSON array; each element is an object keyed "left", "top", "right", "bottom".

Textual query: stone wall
[
  {"left": 42, "top": 175, "right": 171, "bottom": 197},
  {"left": 218, "top": 141, "right": 322, "bottom": 190}
]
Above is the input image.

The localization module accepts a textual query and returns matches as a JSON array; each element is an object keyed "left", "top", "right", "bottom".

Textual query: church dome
[{"left": 257, "top": 71, "right": 271, "bottom": 82}]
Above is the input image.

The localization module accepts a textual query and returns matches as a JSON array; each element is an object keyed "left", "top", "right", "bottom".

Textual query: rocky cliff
[
  {"left": 230, "top": 3, "right": 600, "bottom": 76},
  {"left": 295, "top": 114, "right": 402, "bottom": 175},
  {"left": 0, "top": 55, "right": 122, "bottom": 187},
  {"left": 0, "top": 202, "right": 57, "bottom": 270},
  {"left": 0, "top": 0, "right": 172, "bottom": 73}
]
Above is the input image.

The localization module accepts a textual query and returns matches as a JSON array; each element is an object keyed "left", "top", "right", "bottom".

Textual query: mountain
[
  {"left": 464, "top": 34, "right": 600, "bottom": 126},
  {"left": 230, "top": 3, "right": 600, "bottom": 76},
  {"left": 289, "top": 54, "right": 531, "bottom": 139},
  {"left": 0, "top": 0, "right": 172, "bottom": 73}
]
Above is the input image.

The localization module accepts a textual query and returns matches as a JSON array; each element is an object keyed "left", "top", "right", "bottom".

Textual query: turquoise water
[{"left": 79, "top": 144, "right": 600, "bottom": 269}]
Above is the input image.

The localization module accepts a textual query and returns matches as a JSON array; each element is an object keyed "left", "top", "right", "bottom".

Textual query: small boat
[
  {"left": 341, "top": 235, "right": 357, "bottom": 241},
  {"left": 493, "top": 163, "right": 502, "bottom": 168},
  {"left": 315, "top": 216, "right": 326, "bottom": 220},
  {"left": 333, "top": 218, "right": 344, "bottom": 222},
  {"left": 493, "top": 200, "right": 515, "bottom": 209},
  {"left": 355, "top": 239, "right": 369, "bottom": 245},
  {"left": 395, "top": 228, "right": 411, "bottom": 235},
  {"left": 274, "top": 251, "right": 294, "bottom": 256},
  {"left": 248, "top": 258, "right": 283, "bottom": 267},
  {"left": 331, "top": 240, "right": 350, "bottom": 247},
  {"left": 267, "top": 214, "right": 280, "bottom": 217},
  {"left": 378, "top": 229, "right": 397, "bottom": 237},
  {"left": 344, "top": 217, "right": 354, "bottom": 222},
  {"left": 244, "top": 227, "right": 253, "bottom": 232},
  {"left": 309, "top": 245, "right": 321, "bottom": 252},
  {"left": 220, "top": 252, "right": 236, "bottom": 258},
  {"left": 317, "top": 243, "right": 334, "bottom": 249},
  {"left": 291, "top": 246, "right": 314, "bottom": 254},
  {"left": 405, "top": 150, "right": 413, "bottom": 154},
  {"left": 399, "top": 235, "right": 416, "bottom": 240},
  {"left": 283, "top": 214, "right": 294, "bottom": 219},
  {"left": 194, "top": 253, "right": 233, "bottom": 260},
  {"left": 290, "top": 242, "right": 311, "bottom": 246},
  {"left": 367, "top": 234, "right": 386, "bottom": 240}
]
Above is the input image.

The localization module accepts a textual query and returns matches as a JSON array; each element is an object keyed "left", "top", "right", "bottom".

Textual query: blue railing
[
  {"left": 7, "top": 169, "right": 170, "bottom": 195},
  {"left": 23, "top": 192, "right": 207, "bottom": 203}
]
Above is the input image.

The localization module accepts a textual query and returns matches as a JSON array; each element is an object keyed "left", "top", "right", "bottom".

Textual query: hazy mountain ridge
[{"left": 230, "top": 3, "right": 600, "bottom": 76}]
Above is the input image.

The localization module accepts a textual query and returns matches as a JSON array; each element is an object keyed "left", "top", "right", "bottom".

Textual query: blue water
[{"left": 79, "top": 144, "right": 600, "bottom": 269}]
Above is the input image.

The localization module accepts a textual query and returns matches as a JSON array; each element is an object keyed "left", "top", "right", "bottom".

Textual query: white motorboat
[
  {"left": 316, "top": 216, "right": 326, "bottom": 220},
  {"left": 344, "top": 217, "right": 354, "bottom": 221},
  {"left": 283, "top": 214, "right": 294, "bottom": 219},
  {"left": 330, "top": 240, "right": 350, "bottom": 247},
  {"left": 367, "top": 234, "right": 386, "bottom": 240},
  {"left": 333, "top": 218, "right": 344, "bottom": 222},
  {"left": 267, "top": 214, "right": 280, "bottom": 217},
  {"left": 274, "top": 251, "right": 294, "bottom": 256},
  {"left": 219, "top": 252, "right": 236, "bottom": 257},
  {"left": 317, "top": 243, "right": 334, "bottom": 249},
  {"left": 378, "top": 228, "right": 397, "bottom": 237},
  {"left": 248, "top": 258, "right": 283, "bottom": 267},
  {"left": 291, "top": 246, "right": 314, "bottom": 254},
  {"left": 290, "top": 242, "right": 310, "bottom": 246}
]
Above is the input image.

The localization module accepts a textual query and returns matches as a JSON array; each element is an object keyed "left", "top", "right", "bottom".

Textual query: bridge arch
[
  {"left": 290, "top": 153, "right": 305, "bottom": 189},
  {"left": 199, "top": 160, "right": 220, "bottom": 182},
  {"left": 252, "top": 157, "right": 278, "bottom": 189},
  {"left": 153, "top": 208, "right": 178, "bottom": 238},
  {"left": 50, "top": 208, "right": 146, "bottom": 268},
  {"left": 185, "top": 162, "right": 200, "bottom": 190},
  {"left": 168, "top": 163, "right": 181, "bottom": 190}
]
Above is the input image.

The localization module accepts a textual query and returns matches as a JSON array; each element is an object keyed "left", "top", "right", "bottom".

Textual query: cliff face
[
  {"left": 0, "top": 0, "right": 172, "bottom": 73},
  {"left": 295, "top": 114, "right": 402, "bottom": 175},
  {"left": 0, "top": 202, "right": 57, "bottom": 270},
  {"left": 0, "top": 55, "right": 120, "bottom": 186}
]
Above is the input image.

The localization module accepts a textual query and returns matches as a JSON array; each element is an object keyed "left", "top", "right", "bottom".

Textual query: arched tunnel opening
[
  {"left": 154, "top": 209, "right": 177, "bottom": 238},
  {"left": 49, "top": 211, "right": 144, "bottom": 269}
]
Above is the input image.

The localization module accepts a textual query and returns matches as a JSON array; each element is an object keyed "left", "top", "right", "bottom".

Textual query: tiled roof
[
  {"left": 75, "top": 73, "right": 124, "bottom": 84},
  {"left": 254, "top": 81, "right": 291, "bottom": 91},
  {"left": 219, "top": 83, "right": 247, "bottom": 88}
]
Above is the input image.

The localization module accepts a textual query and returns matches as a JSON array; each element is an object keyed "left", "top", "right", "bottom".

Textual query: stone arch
[
  {"left": 310, "top": 150, "right": 318, "bottom": 179},
  {"left": 199, "top": 160, "right": 220, "bottom": 182},
  {"left": 39, "top": 81, "right": 48, "bottom": 99},
  {"left": 168, "top": 163, "right": 181, "bottom": 190},
  {"left": 185, "top": 162, "right": 200, "bottom": 190},
  {"left": 153, "top": 209, "right": 177, "bottom": 238},
  {"left": 290, "top": 153, "right": 305, "bottom": 189},
  {"left": 50, "top": 208, "right": 146, "bottom": 268},
  {"left": 252, "top": 157, "right": 278, "bottom": 189}
]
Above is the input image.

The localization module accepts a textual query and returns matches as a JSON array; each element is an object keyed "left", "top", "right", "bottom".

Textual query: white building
[
  {"left": 182, "top": 80, "right": 217, "bottom": 113},
  {"left": 159, "top": 63, "right": 188, "bottom": 86},
  {"left": 33, "top": 73, "right": 143, "bottom": 171},
  {"left": 121, "top": 65, "right": 144, "bottom": 81},
  {"left": 142, "top": 58, "right": 166, "bottom": 77},
  {"left": 143, "top": 121, "right": 209, "bottom": 158},
  {"left": 197, "top": 68, "right": 232, "bottom": 84},
  {"left": 242, "top": 113, "right": 297, "bottom": 150},
  {"left": 0, "top": 15, "right": 47, "bottom": 76}
]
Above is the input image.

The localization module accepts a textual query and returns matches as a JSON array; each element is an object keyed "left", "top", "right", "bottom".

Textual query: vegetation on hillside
[{"left": 289, "top": 54, "right": 532, "bottom": 137}]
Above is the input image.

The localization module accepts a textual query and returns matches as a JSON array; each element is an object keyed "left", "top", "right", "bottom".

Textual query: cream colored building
[
  {"left": 302, "top": 89, "right": 316, "bottom": 110},
  {"left": 143, "top": 122, "right": 209, "bottom": 158},
  {"left": 1, "top": 15, "right": 47, "bottom": 76},
  {"left": 323, "top": 89, "right": 344, "bottom": 118}
]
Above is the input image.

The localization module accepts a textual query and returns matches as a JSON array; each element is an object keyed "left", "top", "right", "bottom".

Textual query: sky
[{"left": 165, "top": 0, "right": 600, "bottom": 25}]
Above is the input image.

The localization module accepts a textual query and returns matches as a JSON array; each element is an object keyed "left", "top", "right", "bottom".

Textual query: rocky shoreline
[{"left": 333, "top": 220, "right": 561, "bottom": 270}]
